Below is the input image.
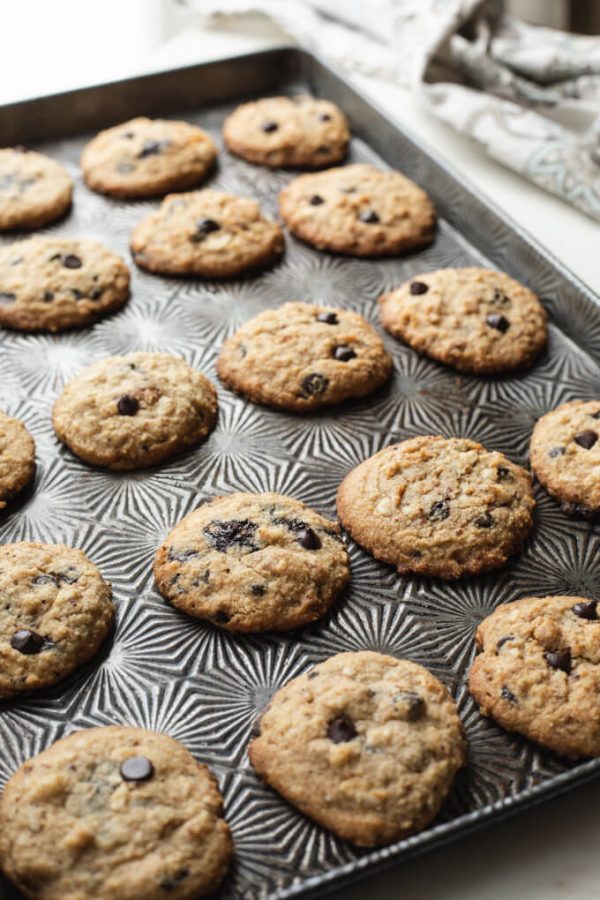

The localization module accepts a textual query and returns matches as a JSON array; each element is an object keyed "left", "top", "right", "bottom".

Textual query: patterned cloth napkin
[{"left": 187, "top": 0, "right": 600, "bottom": 221}]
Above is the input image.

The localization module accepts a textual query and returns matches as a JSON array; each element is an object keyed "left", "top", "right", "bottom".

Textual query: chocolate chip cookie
[
  {"left": 0, "top": 237, "right": 130, "bottom": 332},
  {"left": 470, "top": 595, "right": 600, "bottom": 758},
  {"left": 0, "top": 725, "right": 233, "bottom": 899},
  {"left": 130, "top": 189, "right": 284, "bottom": 277},
  {"left": 249, "top": 650, "right": 466, "bottom": 846},
  {"left": 530, "top": 399, "right": 600, "bottom": 519},
  {"left": 0, "top": 147, "right": 72, "bottom": 230},
  {"left": 154, "top": 492, "right": 350, "bottom": 632},
  {"left": 379, "top": 267, "right": 547, "bottom": 375},
  {"left": 81, "top": 117, "right": 217, "bottom": 199},
  {"left": 223, "top": 95, "right": 350, "bottom": 168},
  {"left": 52, "top": 352, "right": 217, "bottom": 471},
  {"left": 0, "top": 411, "right": 35, "bottom": 509},
  {"left": 216, "top": 302, "right": 393, "bottom": 411},
  {"left": 279, "top": 163, "right": 436, "bottom": 257},
  {"left": 337, "top": 436, "right": 534, "bottom": 579},
  {"left": 0, "top": 542, "right": 113, "bottom": 699}
]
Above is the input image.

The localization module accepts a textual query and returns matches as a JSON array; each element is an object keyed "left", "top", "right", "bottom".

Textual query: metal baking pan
[{"left": 1, "top": 46, "right": 600, "bottom": 900}]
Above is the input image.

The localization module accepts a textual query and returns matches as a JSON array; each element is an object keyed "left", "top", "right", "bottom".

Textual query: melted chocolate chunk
[
  {"left": 486, "top": 313, "right": 510, "bottom": 332},
  {"left": 11, "top": 630, "right": 52, "bottom": 655},
  {"left": 497, "top": 465, "right": 512, "bottom": 480},
  {"left": 327, "top": 716, "right": 357, "bottom": 743},
  {"left": 250, "top": 583, "right": 266, "bottom": 596},
  {"left": 496, "top": 635, "right": 514, "bottom": 651},
  {"left": 333, "top": 345, "right": 356, "bottom": 362},
  {"left": 57, "top": 569, "right": 79, "bottom": 585},
  {"left": 71, "top": 289, "right": 84, "bottom": 300},
  {"left": 317, "top": 311, "right": 338, "bottom": 325},
  {"left": 545, "top": 648, "right": 572, "bottom": 674},
  {"left": 572, "top": 600, "right": 598, "bottom": 620},
  {"left": 161, "top": 869, "right": 190, "bottom": 892},
  {"left": 301, "top": 373, "right": 329, "bottom": 397},
  {"left": 214, "top": 610, "right": 230, "bottom": 624},
  {"left": 428, "top": 500, "right": 449, "bottom": 521},
  {"left": 395, "top": 691, "right": 425, "bottom": 721},
  {"left": 168, "top": 548, "right": 198, "bottom": 563},
  {"left": 32, "top": 574, "right": 57, "bottom": 586},
  {"left": 203, "top": 519, "right": 258, "bottom": 553},
  {"left": 0, "top": 292, "right": 16, "bottom": 304},
  {"left": 501, "top": 686, "right": 517, "bottom": 703},
  {"left": 297, "top": 527, "right": 322, "bottom": 550},
  {"left": 410, "top": 281, "right": 429, "bottom": 295},
  {"left": 491, "top": 289, "right": 510, "bottom": 307},
  {"left": 574, "top": 430, "right": 597, "bottom": 450},
  {"left": 474, "top": 512, "right": 494, "bottom": 528},
  {"left": 90, "top": 288, "right": 103, "bottom": 300},
  {"left": 138, "top": 139, "right": 170, "bottom": 158},
  {"left": 548, "top": 446, "right": 565, "bottom": 458},
  {"left": 191, "top": 218, "right": 221, "bottom": 242},
  {"left": 61, "top": 254, "right": 82, "bottom": 269},
  {"left": 120, "top": 756, "right": 154, "bottom": 782},
  {"left": 309, "top": 194, "right": 324, "bottom": 206},
  {"left": 261, "top": 121, "right": 278, "bottom": 133},
  {"left": 117, "top": 395, "right": 139, "bottom": 416},
  {"left": 358, "top": 210, "right": 379, "bottom": 224},
  {"left": 42, "top": 291, "right": 54, "bottom": 302}
]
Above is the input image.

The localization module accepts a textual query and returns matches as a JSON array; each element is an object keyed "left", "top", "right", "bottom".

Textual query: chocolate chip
[
  {"left": 138, "top": 139, "right": 169, "bottom": 158},
  {"left": 57, "top": 569, "right": 79, "bottom": 585},
  {"left": 333, "top": 345, "right": 356, "bottom": 362},
  {"left": 327, "top": 716, "right": 357, "bottom": 743},
  {"left": 491, "top": 289, "right": 510, "bottom": 307},
  {"left": 574, "top": 430, "right": 597, "bottom": 450},
  {"left": 307, "top": 670, "right": 319, "bottom": 679},
  {"left": 261, "top": 121, "right": 278, "bottom": 133},
  {"left": 496, "top": 635, "right": 514, "bottom": 651},
  {"left": 117, "top": 395, "right": 139, "bottom": 416},
  {"left": 203, "top": 519, "right": 258, "bottom": 553},
  {"left": 497, "top": 465, "right": 512, "bottom": 480},
  {"left": 214, "top": 610, "right": 230, "bottom": 624},
  {"left": 474, "top": 512, "right": 494, "bottom": 528},
  {"left": 545, "top": 648, "right": 572, "bottom": 674},
  {"left": 297, "top": 527, "right": 321, "bottom": 550},
  {"left": 120, "top": 756, "right": 154, "bottom": 782},
  {"left": 429, "top": 500, "right": 449, "bottom": 521},
  {"left": 121, "top": 131, "right": 135, "bottom": 139},
  {"left": 548, "top": 446, "right": 565, "bottom": 458},
  {"left": 168, "top": 548, "right": 198, "bottom": 563},
  {"left": 358, "top": 210, "right": 379, "bottom": 224},
  {"left": 42, "top": 291, "right": 54, "bottom": 302},
  {"left": 572, "top": 600, "right": 598, "bottom": 620},
  {"left": 309, "top": 194, "right": 324, "bottom": 206},
  {"left": 61, "top": 254, "right": 82, "bottom": 269},
  {"left": 91, "top": 288, "right": 103, "bottom": 301},
  {"left": 592, "top": 410, "right": 600, "bottom": 420},
  {"left": 501, "top": 686, "right": 517, "bottom": 703},
  {"left": 161, "top": 869, "right": 189, "bottom": 892},
  {"left": 301, "top": 373, "right": 329, "bottom": 397},
  {"left": 395, "top": 691, "right": 425, "bottom": 721},
  {"left": 318, "top": 112, "right": 332, "bottom": 122},
  {"left": 486, "top": 313, "right": 510, "bottom": 332},
  {"left": 32, "top": 574, "right": 57, "bottom": 586},
  {"left": 191, "top": 218, "right": 221, "bottom": 242},
  {"left": 71, "top": 288, "right": 84, "bottom": 300},
  {"left": 11, "top": 630, "right": 52, "bottom": 654},
  {"left": 410, "top": 281, "right": 429, "bottom": 295},
  {"left": 0, "top": 292, "right": 16, "bottom": 304},
  {"left": 317, "top": 311, "right": 338, "bottom": 325},
  {"left": 250, "top": 584, "right": 266, "bottom": 596}
]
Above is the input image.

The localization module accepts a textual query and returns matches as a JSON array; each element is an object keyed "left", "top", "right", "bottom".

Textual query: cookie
[
  {"left": 469, "top": 595, "right": 600, "bottom": 758},
  {"left": 52, "top": 352, "right": 217, "bottom": 471},
  {"left": 379, "top": 267, "right": 547, "bottom": 375},
  {"left": 249, "top": 650, "right": 465, "bottom": 846},
  {"left": 223, "top": 95, "right": 350, "bottom": 168},
  {"left": 279, "top": 163, "right": 436, "bottom": 257},
  {"left": 530, "top": 399, "right": 600, "bottom": 519},
  {"left": 0, "top": 725, "right": 233, "bottom": 899},
  {"left": 337, "top": 436, "right": 534, "bottom": 579},
  {"left": 216, "top": 302, "right": 393, "bottom": 412},
  {"left": 154, "top": 492, "right": 350, "bottom": 632},
  {"left": 0, "top": 411, "right": 35, "bottom": 509},
  {"left": 81, "top": 117, "right": 217, "bottom": 199},
  {"left": 0, "top": 237, "right": 130, "bottom": 332},
  {"left": 0, "top": 147, "right": 72, "bottom": 230},
  {"left": 0, "top": 542, "right": 113, "bottom": 699},
  {"left": 130, "top": 189, "right": 284, "bottom": 277}
]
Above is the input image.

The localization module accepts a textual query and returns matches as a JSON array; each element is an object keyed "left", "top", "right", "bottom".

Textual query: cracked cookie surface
[
  {"left": 81, "top": 117, "right": 217, "bottom": 198},
  {"left": 379, "top": 267, "right": 547, "bottom": 375},
  {"left": 52, "top": 352, "right": 217, "bottom": 471},
  {"left": 223, "top": 95, "right": 349, "bottom": 168},
  {"left": 130, "top": 189, "right": 284, "bottom": 277},
  {"left": 469, "top": 595, "right": 600, "bottom": 758},
  {"left": 0, "top": 726, "right": 233, "bottom": 899},
  {"left": 249, "top": 650, "right": 466, "bottom": 846},
  {"left": 0, "top": 542, "right": 113, "bottom": 699},
  {"left": 279, "top": 163, "right": 436, "bottom": 257},
  {"left": 530, "top": 399, "right": 600, "bottom": 519},
  {"left": 0, "top": 237, "right": 130, "bottom": 332},
  {"left": 0, "top": 411, "right": 35, "bottom": 509},
  {"left": 337, "top": 436, "right": 534, "bottom": 579},
  {"left": 154, "top": 492, "right": 350, "bottom": 632},
  {"left": 0, "top": 148, "right": 72, "bottom": 230},
  {"left": 216, "top": 302, "right": 393, "bottom": 411}
]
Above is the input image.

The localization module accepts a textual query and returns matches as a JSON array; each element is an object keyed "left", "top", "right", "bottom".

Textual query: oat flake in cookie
[
  {"left": 0, "top": 411, "right": 35, "bottom": 509},
  {"left": 0, "top": 148, "right": 72, "bottom": 230},
  {"left": 130, "top": 189, "right": 284, "bottom": 277},
  {"left": 0, "top": 237, "right": 130, "bottom": 332},
  {"left": 470, "top": 595, "right": 600, "bottom": 758},
  {"left": 337, "top": 436, "right": 534, "bottom": 579},
  {"left": 52, "top": 352, "right": 217, "bottom": 470},
  {"left": 379, "top": 267, "right": 547, "bottom": 375},
  {"left": 530, "top": 399, "right": 600, "bottom": 519},
  {"left": 279, "top": 163, "right": 436, "bottom": 257},
  {"left": 154, "top": 492, "right": 350, "bottom": 632},
  {"left": 249, "top": 650, "right": 466, "bottom": 846},
  {"left": 216, "top": 302, "right": 393, "bottom": 412},
  {"left": 0, "top": 542, "right": 113, "bottom": 699},
  {"left": 223, "top": 95, "right": 350, "bottom": 168},
  {"left": 81, "top": 117, "right": 217, "bottom": 199},
  {"left": 0, "top": 726, "right": 233, "bottom": 899}
]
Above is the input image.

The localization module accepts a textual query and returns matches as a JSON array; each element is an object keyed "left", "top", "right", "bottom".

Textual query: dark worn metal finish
[{"left": 0, "top": 48, "right": 599, "bottom": 900}]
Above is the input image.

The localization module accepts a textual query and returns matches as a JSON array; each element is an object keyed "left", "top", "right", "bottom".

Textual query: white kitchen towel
[{"left": 185, "top": 0, "right": 600, "bottom": 222}]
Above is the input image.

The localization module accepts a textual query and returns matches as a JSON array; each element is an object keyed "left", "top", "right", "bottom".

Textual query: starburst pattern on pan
[
  {"left": 0, "top": 332, "right": 99, "bottom": 399},
  {"left": 175, "top": 277, "right": 282, "bottom": 344},
  {"left": 399, "top": 405, "right": 522, "bottom": 459},
  {"left": 531, "top": 481, "right": 591, "bottom": 542},
  {"left": 0, "top": 395, "right": 58, "bottom": 460},
  {"left": 72, "top": 458, "right": 192, "bottom": 520},
  {"left": 86, "top": 294, "right": 202, "bottom": 357},
  {"left": 0, "top": 708, "right": 65, "bottom": 789},
  {"left": 511, "top": 531, "right": 600, "bottom": 600},
  {"left": 210, "top": 457, "right": 338, "bottom": 512}
]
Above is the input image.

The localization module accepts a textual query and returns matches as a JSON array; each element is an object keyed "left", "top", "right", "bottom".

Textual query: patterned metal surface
[{"left": 1, "top": 68, "right": 600, "bottom": 900}]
